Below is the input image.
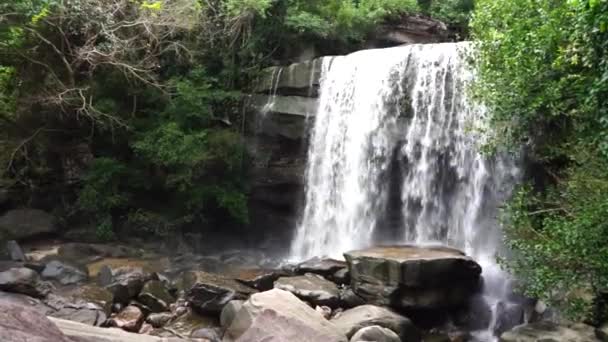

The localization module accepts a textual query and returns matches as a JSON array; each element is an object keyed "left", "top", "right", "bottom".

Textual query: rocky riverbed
[{"left": 0, "top": 240, "right": 600, "bottom": 342}]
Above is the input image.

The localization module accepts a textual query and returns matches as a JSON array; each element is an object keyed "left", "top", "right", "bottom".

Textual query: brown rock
[{"left": 107, "top": 305, "right": 145, "bottom": 332}]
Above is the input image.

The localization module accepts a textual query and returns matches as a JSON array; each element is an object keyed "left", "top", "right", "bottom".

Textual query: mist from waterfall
[{"left": 290, "top": 41, "right": 520, "bottom": 271}]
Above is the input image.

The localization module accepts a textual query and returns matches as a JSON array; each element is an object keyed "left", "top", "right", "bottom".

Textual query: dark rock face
[
  {"left": 42, "top": 260, "right": 88, "bottom": 285},
  {"left": 224, "top": 289, "right": 347, "bottom": 342},
  {"left": 138, "top": 280, "right": 174, "bottom": 313},
  {"left": 331, "top": 305, "right": 420, "bottom": 341},
  {"left": 493, "top": 301, "right": 525, "bottom": 337},
  {"left": 274, "top": 273, "right": 341, "bottom": 308},
  {"left": 105, "top": 266, "right": 155, "bottom": 304},
  {"left": 0, "top": 209, "right": 56, "bottom": 241},
  {"left": 0, "top": 267, "right": 50, "bottom": 298},
  {"left": 6, "top": 240, "right": 27, "bottom": 261},
  {"left": 500, "top": 322, "right": 598, "bottom": 342},
  {"left": 350, "top": 325, "right": 401, "bottom": 342},
  {"left": 345, "top": 246, "right": 482, "bottom": 311},
  {"left": 0, "top": 296, "right": 73, "bottom": 342},
  {"left": 181, "top": 271, "right": 256, "bottom": 315}
]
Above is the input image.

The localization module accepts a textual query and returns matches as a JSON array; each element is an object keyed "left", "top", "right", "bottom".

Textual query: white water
[{"left": 290, "top": 42, "right": 521, "bottom": 338}]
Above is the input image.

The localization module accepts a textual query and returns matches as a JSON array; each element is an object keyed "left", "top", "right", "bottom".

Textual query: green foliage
[{"left": 473, "top": 0, "right": 608, "bottom": 319}]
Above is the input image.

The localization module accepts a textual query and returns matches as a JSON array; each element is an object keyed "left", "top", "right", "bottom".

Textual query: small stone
[
  {"left": 350, "top": 325, "right": 401, "bottom": 342},
  {"left": 107, "top": 305, "right": 144, "bottom": 332},
  {"left": 316, "top": 305, "right": 332, "bottom": 320},
  {"left": 146, "top": 312, "right": 174, "bottom": 328}
]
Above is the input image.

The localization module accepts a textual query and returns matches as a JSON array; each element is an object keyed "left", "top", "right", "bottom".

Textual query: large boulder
[
  {"left": 0, "top": 267, "right": 49, "bottom": 298},
  {"left": 0, "top": 297, "right": 73, "bottom": 342},
  {"left": 42, "top": 260, "right": 89, "bottom": 285},
  {"left": 331, "top": 305, "right": 419, "bottom": 341},
  {"left": 350, "top": 325, "right": 401, "bottom": 342},
  {"left": 345, "top": 246, "right": 482, "bottom": 310},
  {"left": 0, "top": 209, "right": 55, "bottom": 241},
  {"left": 274, "top": 274, "right": 341, "bottom": 308},
  {"left": 500, "top": 322, "right": 599, "bottom": 342},
  {"left": 224, "top": 288, "right": 347, "bottom": 342},
  {"left": 181, "top": 271, "right": 256, "bottom": 315},
  {"left": 106, "top": 266, "right": 155, "bottom": 304},
  {"left": 138, "top": 280, "right": 174, "bottom": 313}
]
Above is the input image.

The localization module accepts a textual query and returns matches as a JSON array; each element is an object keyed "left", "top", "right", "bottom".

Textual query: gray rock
[
  {"left": 46, "top": 294, "right": 107, "bottom": 326},
  {"left": 340, "top": 287, "right": 366, "bottom": 309},
  {"left": 334, "top": 268, "right": 350, "bottom": 285},
  {"left": 224, "top": 289, "right": 347, "bottom": 342},
  {"left": 138, "top": 280, "right": 174, "bottom": 313},
  {"left": 0, "top": 267, "right": 49, "bottom": 298},
  {"left": 0, "top": 209, "right": 55, "bottom": 241},
  {"left": 106, "top": 266, "right": 155, "bottom": 304},
  {"left": 331, "top": 305, "right": 419, "bottom": 341},
  {"left": 274, "top": 273, "right": 341, "bottom": 308},
  {"left": 6, "top": 240, "right": 27, "bottom": 261},
  {"left": 42, "top": 260, "right": 88, "bottom": 285},
  {"left": 494, "top": 301, "right": 525, "bottom": 337},
  {"left": 0, "top": 297, "right": 72, "bottom": 342},
  {"left": 220, "top": 300, "right": 244, "bottom": 328},
  {"left": 345, "top": 246, "right": 482, "bottom": 310},
  {"left": 500, "top": 322, "right": 599, "bottom": 342},
  {"left": 297, "top": 257, "right": 348, "bottom": 278},
  {"left": 181, "top": 271, "right": 256, "bottom": 315},
  {"left": 98, "top": 265, "right": 113, "bottom": 287},
  {"left": 146, "top": 312, "right": 173, "bottom": 328},
  {"left": 350, "top": 325, "right": 401, "bottom": 342}
]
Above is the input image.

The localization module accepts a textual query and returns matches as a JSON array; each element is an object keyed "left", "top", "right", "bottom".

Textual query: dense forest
[{"left": 1, "top": 0, "right": 607, "bottom": 326}]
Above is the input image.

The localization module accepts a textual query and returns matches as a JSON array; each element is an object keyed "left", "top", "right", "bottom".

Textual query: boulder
[
  {"left": 350, "top": 325, "right": 401, "bottom": 342},
  {"left": 220, "top": 300, "right": 244, "bottom": 328},
  {"left": 296, "top": 257, "right": 348, "bottom": 278},
  {"left": 181, "top": 271, "right": 256, "bottom": 315},
  {"left": 107, "top": 305, "right": 145, "bottom": 332},
  {"left": 0, "top": 267, "right": 49, "bottom": 298},
  {"left": 493, "top": 301, "right": 525, "bottom": 337},
  {"left": 0, "top": 297, "right": 72, "bottom": 342},
  {"left": 146, "top": 312, "right": 173, "bottom": 328},
  {"left": 235, "top": 269, "right": 285, "bottom": 291},
  {"left": 274, "top": 273, "right": 341, "bottom": 308},
  {"left": 334, "top": 268, "right": 350, "bottom": 285},
  {"left": 6, "top": 240, "right": 27, "bottom": 261},
  {"left": 98, "top": 265, "right": 114, "bottom": 287},
  {"left": 42, "top": 260, "right": 88, "bottom": 285},
  {"left": 0, "top": 209, "right": 55, "bottom": 241},
  {"left": 138, "top": 280, "right": 174, "bottom": 313},
  {"left": 452, "top": 295, "right": 492, "bottom": 331},
  {"left": 340, "top": 288, "right": 366, "bottom": 309},
  {"left": 345, "top": 246, "right": 482, "bottom": 310},
  {"left": 331, "top": 305, "right": 419, "bottom": 341},
  {"left": 45, "top": 294, "right": 107, "bottom": 326},
  {"left": 106, "top": 266, "right": 155, "bottom": 304},
  {"left": 224, "top": 288, "right": 347, "bottom": 342},
  {"left": 500, "top": 322, "right": 599, "bottom": 342}
]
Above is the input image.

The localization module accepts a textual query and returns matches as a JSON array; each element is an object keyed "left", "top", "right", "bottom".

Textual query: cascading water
[{"left": 290, "top": 42, "right": 521, "bottom": 339}]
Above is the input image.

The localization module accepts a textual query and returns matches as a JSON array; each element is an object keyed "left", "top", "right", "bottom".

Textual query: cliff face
[{"left": 245, "top": 15, "right": 449, "bottom": 248}]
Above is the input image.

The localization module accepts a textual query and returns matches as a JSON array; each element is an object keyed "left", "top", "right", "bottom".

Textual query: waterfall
[{"left": 290, "top": 42, "right": 520, "bottom": 267}]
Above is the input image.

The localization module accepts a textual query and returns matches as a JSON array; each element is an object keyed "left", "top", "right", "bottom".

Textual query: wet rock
[
  {"left": 494, "top": 301, "right": 525, "bottom": 337},
  {"left": 220, "top": 300, "right": 244, "bottom": 328},
  {"left": 0, "top": 209, "right": 56, "bottom": 241},
  {"left": 181, "top": 271, "right": 256, "bottom": 315},
  {"left": 147, "top": 312, "right": 174, "bottom": 328},
  {"left": 42, "top": 260, "right": 88, "bottom": 285},
  {"left": 138, "top": 280, "right": 174, "bottom": 313},
  {"left": 106, "top": 266, "right": 156, "bottom": 304},
  {"left": 107, "top": 305, "right": 145, "bottom": 332},
  {"left": 274, "top": 273, "right": 341, "bottom": 308},
  {"left": 0, "top": 267, "right": 49, "bottom": 298},
  {"left": 0, "top": 297, "right": 73, "bottom": 342},
  {"left": 340, "top": 287, "right": 366, "bottom": 309},
  {"left": 224, "top": 289, "right": 347, "bottom": 342},
  {"left": 345, "top": 246, "right": 482, "bottom": 310},
  {"left": 334, "top": 268, "right": 350, "bottom": 285},
  {"left": 297, "top": 257, "right": 348, "bottom": 278},
  {"left": 6, "top": 240, "right": 27, "bottom": 262},
  {"left": 350, "top": 325, "right": 401, "bottom": 342},
  {"left": 452, "top": 295, "right": 492, "bottom": 331},
  {"left": 500, "top": 322, "right": 599, "bottom": 342},
  {"left": 331, "top": 305, "right": 420, "bottom": 341},
  {"left": 191, "top": 327, "right": 222, "bottom": 341}
]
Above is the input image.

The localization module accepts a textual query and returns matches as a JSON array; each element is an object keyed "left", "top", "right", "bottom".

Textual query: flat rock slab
[
  {"left": 345, "top": 245, "right": 482, "bottom": 310},
  {"left": 274, "top": 274, "right": 341, "bottom": 308}
]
